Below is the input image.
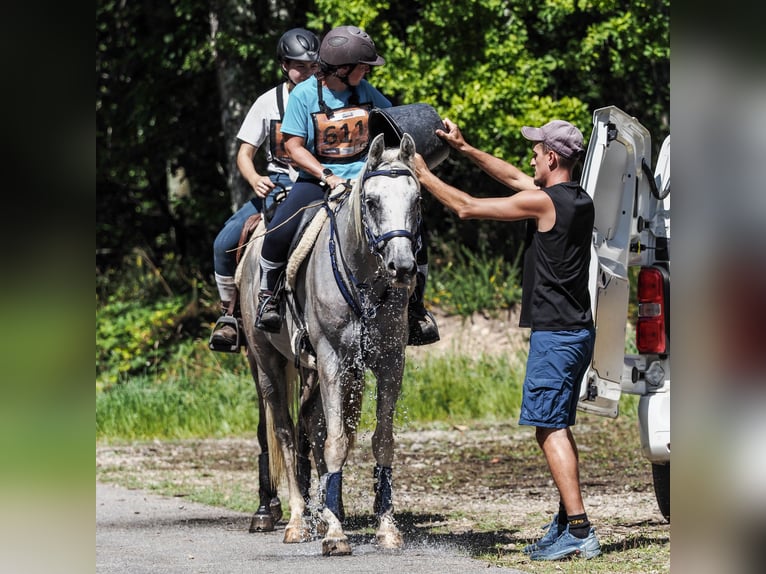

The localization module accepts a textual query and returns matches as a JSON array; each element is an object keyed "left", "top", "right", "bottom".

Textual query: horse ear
[
  {"left": 368, "top": 133, "right": 385, "bottom": 166},
  {"left": 400, "top": 133, "right": 416, "bottom": 162}
]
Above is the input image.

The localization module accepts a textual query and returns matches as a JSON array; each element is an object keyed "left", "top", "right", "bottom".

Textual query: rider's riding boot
[
  {"left": 210, "top": 300, "right": 239, "bottom": 347},
  {"left": 209, "top": 298, "right": 245, "bottom": 352},
  {"left": 255, "top": 260, "right": 284, "bottom": 333},
  {"left": 255, "top": 290, "right": 282, "bottom": 333},
  {"left": 407, "top": 271, "right": 440, "bottom": 346}
]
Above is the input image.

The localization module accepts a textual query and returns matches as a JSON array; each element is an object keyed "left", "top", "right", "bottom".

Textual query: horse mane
[{"left": 347, "top": 176, "right": 364, "bottom": 246}]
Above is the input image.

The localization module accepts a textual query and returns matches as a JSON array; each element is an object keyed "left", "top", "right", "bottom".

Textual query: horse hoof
[
  {"left": 376, "top": 530, "right": 404, "bottom": 549},
  {"left": 322, "top": 537, "right": 352, "bottom": 556},
  {"left": 249, "top": 510, "right": 274, "bottom": 532},
  {"left": 269, "top": 497, "right": 283, "bottom": 523},
  {"left": 284, "top": 526, "right": 311, "bottom": 544}
]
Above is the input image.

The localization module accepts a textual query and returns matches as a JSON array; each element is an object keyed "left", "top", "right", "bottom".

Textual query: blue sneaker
[
  {"left": 530, "top": 526, "right": 601, "bottom": 560},
  {"left": 522, "top": 513, "right": 566, "bottom": 554}
]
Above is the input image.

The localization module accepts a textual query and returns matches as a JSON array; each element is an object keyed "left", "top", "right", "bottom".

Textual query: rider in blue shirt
[{"left": 255, "top": 25, "right": 439, "bottom": 346}]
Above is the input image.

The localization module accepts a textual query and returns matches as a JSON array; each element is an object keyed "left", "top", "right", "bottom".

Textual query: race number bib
[
  {"left": 269, "top": 119, "right": 295, "bottom": 166},
  {"left": 312, "top": 105, "right": 371, "bottom": 163}
]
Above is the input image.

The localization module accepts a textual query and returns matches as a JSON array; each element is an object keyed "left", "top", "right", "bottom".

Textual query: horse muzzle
[{"left": 385, "top": 257, "right": 416, "bottom": 288}]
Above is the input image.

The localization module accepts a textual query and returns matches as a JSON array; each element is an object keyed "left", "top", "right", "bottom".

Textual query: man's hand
[
  {"left": 413, "top": 153, "right": 431, "bottom": 182},
  {"left": 435, "top": 118, "right": 468, "bottom": 152}
]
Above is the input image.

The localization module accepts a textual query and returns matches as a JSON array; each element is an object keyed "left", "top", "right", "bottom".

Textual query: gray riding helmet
[
  {"left": 276, "top": 28, "right": 320, "bottom": 63},
  {"left": 319, "top": 25, "right": 385, "bottom": 67}
]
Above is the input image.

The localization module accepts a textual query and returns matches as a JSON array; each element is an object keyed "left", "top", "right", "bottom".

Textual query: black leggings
[{"left": 260, "top": 179, "right": 325, "bottom": 265}]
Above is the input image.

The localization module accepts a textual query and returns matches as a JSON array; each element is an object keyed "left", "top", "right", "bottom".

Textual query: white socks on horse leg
[
  {"left": 215, "top": 273, "right": 237, "bottom": 303},
  {"left": 259, "top": 257, "right": 286, "bottom": 292}
]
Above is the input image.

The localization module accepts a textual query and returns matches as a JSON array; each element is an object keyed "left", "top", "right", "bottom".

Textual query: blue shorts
[{"left": 518, "top": 328, "right": 595, "bottom": 429}]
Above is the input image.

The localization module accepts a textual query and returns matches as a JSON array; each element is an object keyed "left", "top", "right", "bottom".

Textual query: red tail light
[{"left": 637, "top": 267, "right": 668, "bottom": 354}]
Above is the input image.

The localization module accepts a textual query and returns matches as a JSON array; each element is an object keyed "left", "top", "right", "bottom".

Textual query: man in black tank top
[{"left": 414, "top": 119, "right": 602, "bottom": 561}]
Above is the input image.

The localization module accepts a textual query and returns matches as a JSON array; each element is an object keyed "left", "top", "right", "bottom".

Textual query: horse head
[{"left": 356, "top": 132, "right": 421, "bottom": 288}]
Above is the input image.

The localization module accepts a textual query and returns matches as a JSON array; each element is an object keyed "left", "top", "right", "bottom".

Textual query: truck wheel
[{"left": 652, "top": 462, "right": 670, "bottom": 522}]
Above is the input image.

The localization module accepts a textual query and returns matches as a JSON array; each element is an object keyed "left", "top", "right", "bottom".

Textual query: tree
[{"left": 97, "top": 0, "right": 669, "bottom": 288}]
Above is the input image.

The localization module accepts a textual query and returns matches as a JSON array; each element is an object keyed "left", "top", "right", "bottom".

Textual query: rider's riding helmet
[
  {"left": 319, "top": 25, "right": 385, "bottom": 70},
  {"left": 276, "top": 28, "right": 320, "bottom": 64}
]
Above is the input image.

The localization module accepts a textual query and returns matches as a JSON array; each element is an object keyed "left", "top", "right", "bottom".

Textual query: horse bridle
[
  {"left": 326, "top": 165, "right": 421, "bottom": 319},
  {"left": 360, "top": 166, "right": 422, "bottom": 257}
]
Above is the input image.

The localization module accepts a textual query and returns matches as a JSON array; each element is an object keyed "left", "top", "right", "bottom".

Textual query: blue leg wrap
[
  {"left": 322, "top": 471, "right": 343, "bottom": 519},
  {"left": 373, "top": 465, "right": 393, "bottom": 517}
]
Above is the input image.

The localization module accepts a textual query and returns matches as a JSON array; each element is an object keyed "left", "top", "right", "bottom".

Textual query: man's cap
[{"left": 521, "top": 120, "right": 584, "bottom": 159}]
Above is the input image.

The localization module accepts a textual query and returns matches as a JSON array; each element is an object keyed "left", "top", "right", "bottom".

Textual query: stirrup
[{"left": 208, "top": 315, "right": 243, "bottom": 353}]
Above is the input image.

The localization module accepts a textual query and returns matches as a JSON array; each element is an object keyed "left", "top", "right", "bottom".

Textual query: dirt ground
[{"left": 96, "top": 310, "right": 670, "bottom": 571}]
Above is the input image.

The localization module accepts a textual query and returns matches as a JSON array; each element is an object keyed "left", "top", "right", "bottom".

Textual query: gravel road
[{"left": 96, "top": 481, "right": 528, "bottom": 574}]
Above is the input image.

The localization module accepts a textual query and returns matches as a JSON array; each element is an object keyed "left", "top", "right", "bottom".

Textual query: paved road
[{"left": 96, "top": 482, "right": 529, "bottom": 574}]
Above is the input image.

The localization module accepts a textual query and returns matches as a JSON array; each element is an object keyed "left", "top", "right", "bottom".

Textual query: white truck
[{"left": 578, "top": 105, "right": 671, "bottom": 521}]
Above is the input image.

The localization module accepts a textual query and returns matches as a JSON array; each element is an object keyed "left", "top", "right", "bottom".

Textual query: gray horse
[{"left": 238, "top": 132, "right": 420, "bottom": 555}]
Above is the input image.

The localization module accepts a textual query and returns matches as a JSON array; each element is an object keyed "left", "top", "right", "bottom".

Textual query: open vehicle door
[
  {"left": 577, "top": 106, "right": 671, "bottom": 521},
  {"left": 577, "top": 106, "right": 653, "bottom": 417}
]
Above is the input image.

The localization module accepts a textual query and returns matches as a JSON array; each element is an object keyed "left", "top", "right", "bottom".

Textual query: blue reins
[{"left": 326, "top": 166, "right": 419, "bottom": 319}]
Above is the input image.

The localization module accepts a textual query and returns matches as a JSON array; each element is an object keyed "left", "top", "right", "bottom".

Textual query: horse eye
[{"left": 365, "top": 197, "right": 378, "bottom": 211}]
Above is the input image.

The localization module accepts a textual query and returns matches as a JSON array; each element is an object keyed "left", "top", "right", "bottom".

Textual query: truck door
[{"left": 577, "top": 106, "right": 653, "bottom": 417}]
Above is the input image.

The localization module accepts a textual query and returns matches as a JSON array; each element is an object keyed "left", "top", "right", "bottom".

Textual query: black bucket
[{"left": 368, "top": 103, "right": 450, "bottom": 168}]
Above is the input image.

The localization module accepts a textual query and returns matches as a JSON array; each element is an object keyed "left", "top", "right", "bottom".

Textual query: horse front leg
[{"left": 371, "top": 363, "right": 405, "bottom": 549}]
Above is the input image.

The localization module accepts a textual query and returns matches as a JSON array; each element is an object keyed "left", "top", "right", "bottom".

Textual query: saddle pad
[{"left": 286, "top": 207, "right": 328, "bottom": 291}]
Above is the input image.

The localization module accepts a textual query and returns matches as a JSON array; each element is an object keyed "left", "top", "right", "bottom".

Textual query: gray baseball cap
[{"left": 521, "top": 120, "right": 584, "bottom": 159}]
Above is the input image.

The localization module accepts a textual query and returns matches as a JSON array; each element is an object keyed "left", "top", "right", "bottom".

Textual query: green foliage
[
  {"left": 97, "top": 0, "right": 669, "bottom": 286},
  {"left": 95, "top": 247, "right": 522, "bottom": 390},
  {"left": 97, "top": 345, "right": 639, "bottom": 441},
  {"left": 97, "top": 349, "right": 526, "bottom": 441},
  {"left": 96, "top": 296, "right": 184, "bottom": 390},
  {"left": 96, "top": 252, "right": 220, "bottom": 391},
  {"left": 429, "top": 244, "right": 522, "bottom": 316}
]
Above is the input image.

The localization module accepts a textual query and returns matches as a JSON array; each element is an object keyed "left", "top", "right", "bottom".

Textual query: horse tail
[
  {"left": 264, "top": 402, "right": 282, "bottom": 492},
  {"left": 265, "top": 364, "right": 301, "bottom": 492}
]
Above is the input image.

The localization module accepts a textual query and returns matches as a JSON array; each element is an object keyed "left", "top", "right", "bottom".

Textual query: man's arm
[
  {"left": 436, "top": 119, "right": 535, "bottom": 191},
  {"left": 413, "top": 154, "right": 554, "bottom": 228}
]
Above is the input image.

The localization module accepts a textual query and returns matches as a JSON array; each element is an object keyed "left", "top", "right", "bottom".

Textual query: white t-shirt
[{"left": 236, "top": 82, "right": 292, "bottom": 176}]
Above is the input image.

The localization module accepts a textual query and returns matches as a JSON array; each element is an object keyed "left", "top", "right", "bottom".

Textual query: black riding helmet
[
  {"left": 319, "top": 25, "right": 385, "bottom": 71},
  {"left": 276, "top": 28, "right": 320, "bottom": 64}
]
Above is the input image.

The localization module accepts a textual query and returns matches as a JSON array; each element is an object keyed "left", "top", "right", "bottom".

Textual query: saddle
[{"left": 235, "top": 213, "right": 263, "bottom": 265}]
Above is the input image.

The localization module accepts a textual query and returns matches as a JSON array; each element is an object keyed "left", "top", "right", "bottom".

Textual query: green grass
[
  {"left": 97, "top": 347, "right": 638, "bottom": 441},
  {"left": 96, "top": 350, "right": 529, "bottom": 441},
  {"left": 392, "top": 351, "right": 526, "bottom": 424},
  {"left": 96, "top": 367, "right": 260, "bottom": 440},
  {"left": 96, "top": 249, "right": 523, "bottom": 389}
]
